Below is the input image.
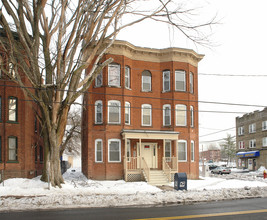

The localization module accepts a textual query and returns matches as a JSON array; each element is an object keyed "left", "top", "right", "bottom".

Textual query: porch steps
[{"left": 144, "top": 170, "right": 169, "bottom": 186}]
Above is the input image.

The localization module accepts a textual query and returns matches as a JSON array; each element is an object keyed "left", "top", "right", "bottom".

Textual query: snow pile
[{"left": 1, "top": 169, "right": 267, "bottom": 211}]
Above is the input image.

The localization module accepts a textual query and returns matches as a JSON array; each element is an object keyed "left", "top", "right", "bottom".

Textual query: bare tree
[{"left": 0, "top": 0, "right": 217, "bottom": 187}]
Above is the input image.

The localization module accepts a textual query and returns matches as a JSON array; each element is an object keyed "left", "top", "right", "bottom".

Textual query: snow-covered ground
[{"left": 1, "top": 168, "right": 267, "bottom": 212}]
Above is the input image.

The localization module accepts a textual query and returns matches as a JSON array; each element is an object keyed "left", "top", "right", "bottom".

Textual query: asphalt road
[{"left": 1, "top": 198, "right": 267, "bottom": 220}]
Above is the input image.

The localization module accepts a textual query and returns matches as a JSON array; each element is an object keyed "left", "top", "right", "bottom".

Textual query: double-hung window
[
  {"left": 142, "top": 104, "right": 152, "bottom": 126},
  {"left": 8, "top": 97, "right": 18, "bottom": 122},
  {"left": 108, "top": 100, "right": 121, "bottom": 124},
  {"left": 8, "top": 136, "right": 17, "bottom": 161},
  {"left": 178, "top": 140, "right": 187, "bottom": 161},
  {"left": 249, "top": 123, "right": 256, "bottom": 133},
  {"left": 125, "top": 66, "right": 130, "bottom": 89},
  {"left": 127, "top": 140, "right": 131, "bottom": 161},
  {"left": 108, "top": 139, "right": 121, "bottom": 162},
  {"left": 95, "top": 139, "right": 103, "bottom": 162},
  {"left": 190, "top": 72, "right": 194, "bottom": 93},
  {"left": 191, "top": 141, "right": 195, "bottom": 162},
  {"left": 262, "top": 121, "right": 267, "bottom": 131},
  {"left": 165, "top": 141, "right": 171, "bottom": 161},
  {"left": 238, "top": 126, "right": 244, "bottom": 135},
  {"left": 263, "top": 137, "right": 267, "bottom": 147},
  {"left": 175, "top": 70, "right": 186, "bottom": 91},
  {"left": 163, "top": 104, "right": 171, "bottom": 126},
  {"left": 249, "top": 139, "right": 256, "bottom": 148},
  {"left": 163, "top": 70, "right": 170, "bottom": 92},
  {"left": 175, "top": 104, "right": 187, "bottom": 126},
  {"left": 95, "top": 71, "right": 103, "bottom": 87},
  {"left": 238, "top": 141, "right": 245, "bottom": 149},
  {"left": 125, "top": 102, "right": 130, "bottom": 125},
  {"left": 108, "top": 64, "right": 120, "bottom": 86},
  {"left": 190, "top": 106, "right": 194, "bottom": 127},
  {"left": 142, "top": 70, "right": 152, "bottom": 92},
  {"left": 95, "top": 100, "right": 103, "bottom": 124}
]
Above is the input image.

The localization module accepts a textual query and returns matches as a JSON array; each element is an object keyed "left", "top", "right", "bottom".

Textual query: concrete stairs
[{"left": 143, "top": 170, "right": 169, "bottom": 186}]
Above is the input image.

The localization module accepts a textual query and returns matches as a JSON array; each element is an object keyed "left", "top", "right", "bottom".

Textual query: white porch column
[
  {"left": 139, "top": 138, "right": 142, "bottom": 168},
  {"left": 163, "top": 139, "right": 165, "bottom": 160},
  {"left": 176, "top": 139, "right": 179, "bottom": 172}
]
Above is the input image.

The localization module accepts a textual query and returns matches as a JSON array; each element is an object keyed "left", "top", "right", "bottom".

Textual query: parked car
[
  {"left": 211, "top": 166, "right": 231, "bottom": 174},
  {"left": 208, "top": 164, "right": 218, "bottom": 170}
]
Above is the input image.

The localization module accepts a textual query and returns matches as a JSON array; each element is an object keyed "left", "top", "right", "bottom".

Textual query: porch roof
[{"left": 121, "top": 129, "right": 179, "bottom": 140}]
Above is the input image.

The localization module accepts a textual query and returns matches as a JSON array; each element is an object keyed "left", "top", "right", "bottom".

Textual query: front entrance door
[{"left": 138, "top": 143, "right": 158, "bottom": 169}]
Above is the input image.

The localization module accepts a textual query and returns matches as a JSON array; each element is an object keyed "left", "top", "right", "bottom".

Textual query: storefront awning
[{"left": 236, "top": 151, "right": 260, "bottom": 158}]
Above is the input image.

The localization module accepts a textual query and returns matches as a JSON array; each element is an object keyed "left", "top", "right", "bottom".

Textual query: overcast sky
[{"left": 117, "top": 0, "right": 267, "bottom": 149}]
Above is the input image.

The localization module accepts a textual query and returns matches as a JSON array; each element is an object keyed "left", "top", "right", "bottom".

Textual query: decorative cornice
[{"left": 106, "top": 40, "right": 204, "bottom": 67}]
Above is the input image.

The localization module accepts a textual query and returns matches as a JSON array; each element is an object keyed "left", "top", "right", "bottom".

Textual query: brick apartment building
[
  {"left": 200, "top": 149, "right": 221, "bottom": 163},
  {"left": 0, "top": 53, "right": 44, "bottom": 181},
  {"left": 236, "top": 108, "right": 267, "bottom": 171},
  {"left": 82, "top": 41, "right": 203, "bottom": 183}
]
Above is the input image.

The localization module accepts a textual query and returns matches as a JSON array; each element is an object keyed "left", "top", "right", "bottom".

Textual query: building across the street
[
  {"left": 81, "top": 40, "right": 203, "bottom": 184},
  {"left": 0, "top": 53, "right": 44, "bottom": 181},
  {"left": 200, "top": 149, "right": 221, "bottom": 163},
  {"left": 236, "top": 108, "right": 267, "bottom": 171}
]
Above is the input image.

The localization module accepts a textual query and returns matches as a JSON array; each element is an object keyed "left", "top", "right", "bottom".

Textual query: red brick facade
[
  {"left": 82, "top": 41, "right": 203, "bottom": 180},
  {"left": 0, "top": 56, "right": 43, "bottom": 181}
]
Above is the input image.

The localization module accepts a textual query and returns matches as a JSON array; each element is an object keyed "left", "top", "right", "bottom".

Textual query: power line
[{"left": 199, "top": 127, "right": 236, "bottom": 138}]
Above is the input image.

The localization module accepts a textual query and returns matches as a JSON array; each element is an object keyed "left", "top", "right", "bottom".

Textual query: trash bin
[{"left": 174, "top": 172, "right": 187, "bottom": 190}]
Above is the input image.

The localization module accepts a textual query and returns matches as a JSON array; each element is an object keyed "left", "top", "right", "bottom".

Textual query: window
[
  {"left": 142, "top": 70, "right": 152, "bottom": 92},
  {"left": 238, "top": 126, "right": 244, "bottom": 136},
  {"left": 191, "top": 141, "right": 195, "bottom": 162},
  {"left": 108, "top": 139, "right": 121, "bottom": 162},
  {"left": 0, "top": 96, "right": 2, "bottom": 121},
  {"left": 95, "top": 71, "right": 103, "bottom": 87},
  {"left": 0, "top": 55, "right": 3, "bottom": 78},
  {"left": 175, "top": 104, "right": 187, "bottom": 126},
  {"left": 127, "top": 140, "right": 131, "bottom": 161},
  {"left": 34, "top": 117, "right": 37, "bottom": 133},
  {"left": 95, "top": 139, "right": 103, "bottom": 162},
  {"left": 9, "top": 62, "right": 16, "bottom": 77},
  {"left": 249, "top": 123, "right": 256, "bottom": 133},
  {"left": 165, "top": 141, "right": 171, "bottom": 159},
  {"left": 95, "top": 100, "right": 103, "bottom": 124},
  {"left": 0, "top": 136, "right": 2, "bottom": 162},
  {"left": 39, "top": 146, "right": 43, "bottom": 162},
  {"left": 263, "top": 137, "right": 267, "bottom": 147},
  {"left": 142, "top": 104, "right": 152, "bottom": 126},
  {"left": 125, "top": 66, "right": 130, "bottom": 89},
  {"left": 8, "top": 136, "right": 17, "bottom": 161},
  {"left": 190, "top": 72, "right": 194, "bottom": 93},
  {"left": 108, "top": 100, "right": 121, "bottom": 124},
  {"left": 190, "top": 106, "right": 194, "bottom": 127},
  {"left": 178, "top": 140, "right": 187, "bottom": 161},
  {"left": 35, "top": 144, "right": 38, "bottom": 162},
  {"left": 238, "top": 141, "right": 245, "bottom": 149},
  {"left": 108, "top": 63, "right": 120, "bottom": 87},
  {"left": 262, "top": 121, "right": 267, "bottom": 131},
  {"left": 8, "top": 97, "right": 18, "bottom": 122},
  {"left": 163, "top": 104, "right": 171, "bottom": 126},
  {"left": 175, "top": 70, "right": 186, "bottom": 91},
  {"left": 125, "top": 102, "right": 130, "bottom": 125},
  {"left": 163, "top": 70, "right": 170, "bottom": 92},
  {"left": 249, "top": 139, "right": 256, "bottom": 148}
]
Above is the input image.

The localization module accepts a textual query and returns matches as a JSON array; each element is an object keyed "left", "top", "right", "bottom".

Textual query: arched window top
[{"left": 142, "top": 70, "right": 151, "bottom": 77}]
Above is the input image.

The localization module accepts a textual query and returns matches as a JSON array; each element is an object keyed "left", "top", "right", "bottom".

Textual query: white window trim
[
  {"left": 190, "top": 72, "right": 194, "bottom": 93},
  {"left": 95, "top": 100, "right": 103, "bottom": 124},
  {"left": 125, "top": 66, "right": 130, "bottom": 89},
  {"left": 238, "top": 126, "right": 244, "bottom": 136},
  {"left": 263, "top": 137, "right": 267, "bottom": 147},
  {"left": 249, "top": 139, "right": 256, "bottom": 148},
  {"left": 165, "top": 140, "right": 172, "bottom": 159},
  {"left": 125, "top": 102, "right": 131, "bottom": 125},
  {"left": 108, "top": 63, "right": 120, "bottom": 87},
  {"left": 95, "top": 71, "right": 103, "bottom": 87},
  {"left": 190, "top": 106, "right": 194, "bottom": 127},
  {"left": 95, "top": 139, "right": 103, "bottom": 162},
  {"left": 163, "top": 70, "right": 170, "bottom": 92},
  {"left": 142, "top": 71, "right": 152, "bottom": 92},
  {"left": 127, "top": 140, "right": 131, "bottom": 161},
  {"left": 163, "top": 104, "right": 171, "bottom": 126},
  {"left": 108, "top": 139, "right": 121, "bottom": 162},
  {"left": 178, "top": 140, "right": 187, "bottom": 162},
  {"left": 249, "top": 123, "right": 256, "bottom": 133},
  {"left": 175, "top": 70, "right": 186, "bottom": 91},
  {"left": 175, "top": 104, "right": 187, "bottom": 126},
  {"left": 191, "top": 140, "right": 195, "bottom": 162},
  {"left": 238, "top": 141, "right": 245, "bottom": 149},
  {"left": 141, "top": 104, "right": 152, "bottom": 126},
  {"left": 108, "top": 100, "right": 121, "bottom": 124}
]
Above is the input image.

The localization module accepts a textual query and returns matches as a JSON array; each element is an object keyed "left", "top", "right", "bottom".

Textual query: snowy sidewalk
[{"left": 1, "top": 169, "right": 267, "bottom": 212}]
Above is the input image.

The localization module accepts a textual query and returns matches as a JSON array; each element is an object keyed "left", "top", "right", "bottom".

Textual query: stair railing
[
  {"left": 162, "top": 157, "right": 172, "bottom": 182},
  {"left": 142, "top": 157, "right": 150, "bottom": 182}
]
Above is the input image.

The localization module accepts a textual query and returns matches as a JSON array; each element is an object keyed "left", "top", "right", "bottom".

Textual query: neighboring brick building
[
  {"left": 0, "top": 53, "right": 44, "bottom": 181},
  {"left": 82, "top": 41, "right": 203, "bottom": 183},
  {"left": 236, "top": 108, "right": 267, "bottom": 171},
  {"left": 200, "top": 149, "right": 221, "bottom": 163}
]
